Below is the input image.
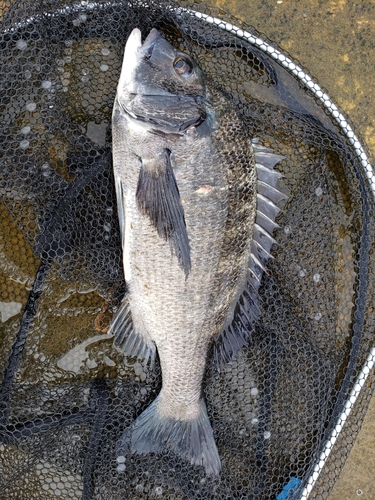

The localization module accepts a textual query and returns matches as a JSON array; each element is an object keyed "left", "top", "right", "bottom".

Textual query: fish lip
[{"left": 139, "top": 28, "right": 160, "bottom": 58}]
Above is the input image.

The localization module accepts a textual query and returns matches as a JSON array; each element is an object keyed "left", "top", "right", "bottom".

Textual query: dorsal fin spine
[{"left": 214, "top": 142, "right": 287, "bottom": 370}]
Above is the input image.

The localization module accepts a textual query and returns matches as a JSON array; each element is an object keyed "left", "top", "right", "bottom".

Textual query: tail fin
[{"left": 122, "top": 396, "right": 221, "bottom": 475}]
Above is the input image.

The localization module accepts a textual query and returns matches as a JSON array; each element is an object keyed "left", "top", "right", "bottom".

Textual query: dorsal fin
[
  {"left": 213, "top": 140, "right": 286, "bottom": 369},
  {"left": 257, "top": 180, "right": 287, "bottom": 204},
  {"left": 256, "top": 163, "right": 283, "bottom": 188},
  {"left": 251, "top": 141, "right": 286, "bottom": 288}
]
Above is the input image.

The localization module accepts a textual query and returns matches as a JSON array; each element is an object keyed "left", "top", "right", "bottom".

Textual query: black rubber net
[{"left": 1, "top": 0, "right": 375, "bottom": 498}]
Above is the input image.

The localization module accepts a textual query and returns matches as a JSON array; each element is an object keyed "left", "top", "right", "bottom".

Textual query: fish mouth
[{"left": 139, "top": 28, "right": 160, "bottom": 58}]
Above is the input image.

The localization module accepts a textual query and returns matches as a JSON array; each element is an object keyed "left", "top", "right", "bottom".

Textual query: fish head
[{"left": 116, "top": 28, "right": 208, "bottom": 133}]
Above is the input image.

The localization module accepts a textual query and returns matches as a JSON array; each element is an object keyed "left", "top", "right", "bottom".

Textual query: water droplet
[
  {"left": 116, "top": 456, "right": 126, "bottom": 463},
  {"left": 313, "top": 273, "right": 321, "bottom": 283},
  {"left": 284, "top": 225, "right": 291, "bottom": 235},
  {"left": 16, "top": 40, "right": 27, "bottom": 50},
  {"left": 41, "top": 80, "right": 52, "bottom": 89},
  {"left": 41, "top": 163, "right": 51, "bottom": 177},
  {"left": 101, "top": 48, "right": 110, "bottom": 56},
  {"left": 154, "top": 487, "right": 163, "bottom": 496},
  {"left": 251, "top": 418, "right": 259, "bottom": 425},
  {"left": 116, "top": 464, "right": 126, "bottom": 473},
  {"left": 314, "top": 312, "right": 322, "bottom": 321},
  {"left": 86, "top": 358, "right": 97, "bottom": 369},
  {"left": 26, "top": 102, "right": 36, "bottom": 112},
  {"left": 81, "top": 76, "right": 89, "bottom": 83},
  {"left": 82, "top": 68, "right": 89, "bottom": 76},
  {"left": 64, "top": 40, "right": 73, "bottom": 47},
  {"left": 72, "top": 19, "right": 80, "bottom": 26},
  {"left": 24, "top": 70, "right": 31, "bottom": 79},
  {"left": 103, "top": 355, "right": 115, "bottom": 367},
  {"left": 19, "top": 140, "right": 29, "bottom": 149},
  {"left": 133, "top": 362, "right": 143, "bottom": 377},
  {"left": 315, "top": 186, "right": 323, "bottom": 196},
  {"left": 264, "top": 431, "right": 271, "bottom": 439},
  {"left": 100, "top": 64, "right": 109, "bottom": 72},
  {"left": 21, "top": 126, "right": 31, "bottom": 134},
  {"left": 298, "top": 269, "right": 306, "bottom": 278},
  {"left": 103, "top": 223, "right": 111, "bottom": 232},
  {"left": 251, "top": 387, "right": 259, "bottom": 397},
  {"left": 79, "top": 14, "right": 87, "bottom": 22}
]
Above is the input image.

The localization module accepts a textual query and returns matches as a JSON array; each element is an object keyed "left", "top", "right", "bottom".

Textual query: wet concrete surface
[{"left": 208, "top": 0, "right": 375, "bottom": 497}]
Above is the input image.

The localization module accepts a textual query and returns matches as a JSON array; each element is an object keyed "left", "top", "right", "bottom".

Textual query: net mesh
[{"left": 0, "top": 0, "right": 374, "bottom": 498}]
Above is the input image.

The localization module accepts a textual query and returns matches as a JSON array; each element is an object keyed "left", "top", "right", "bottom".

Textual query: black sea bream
[{"left": 110, "top": 27, "right": 285, "bottom": 475}]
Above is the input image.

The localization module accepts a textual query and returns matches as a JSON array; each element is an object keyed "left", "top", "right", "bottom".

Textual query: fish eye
[{"left": 173, "top": 57, "right": 193, "bottom": 77}]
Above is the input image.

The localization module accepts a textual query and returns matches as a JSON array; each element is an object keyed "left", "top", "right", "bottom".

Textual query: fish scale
[{"left": 110, "top": 27, "right": 285, "bottom": 475}]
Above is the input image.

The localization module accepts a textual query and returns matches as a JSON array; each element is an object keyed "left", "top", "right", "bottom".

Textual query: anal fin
[{"left": 108, "top": 295, "right": 156, "bottom": 367}]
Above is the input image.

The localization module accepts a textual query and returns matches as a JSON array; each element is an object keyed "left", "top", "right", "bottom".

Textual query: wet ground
[{"left": 208, "top": 0, "right": 375, "bottom": 497}]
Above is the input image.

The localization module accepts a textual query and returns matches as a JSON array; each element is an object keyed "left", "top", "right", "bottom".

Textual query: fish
[{"left": 110, "top": 27, "right": 286, "bottom": 475}]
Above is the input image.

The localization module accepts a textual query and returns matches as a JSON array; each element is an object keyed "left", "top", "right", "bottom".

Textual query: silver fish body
[{"left": 110, "top": 28, "right": 285, "bottom": 475}]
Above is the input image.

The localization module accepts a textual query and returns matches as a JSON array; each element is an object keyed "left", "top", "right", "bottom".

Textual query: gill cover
[{"left": 116, "top": 28, "right": 207, "bottom": 133}]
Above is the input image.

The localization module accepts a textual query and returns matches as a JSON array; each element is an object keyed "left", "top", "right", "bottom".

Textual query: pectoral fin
[{"left": 136, "top": 149, "right": 191, "bottom": 278}]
